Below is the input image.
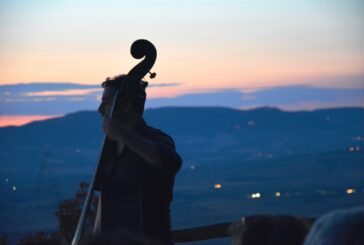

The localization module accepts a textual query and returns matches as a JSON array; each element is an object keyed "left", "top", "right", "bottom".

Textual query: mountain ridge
[{"left": 1, "top": 106, "right": 363, "bottom": 243}]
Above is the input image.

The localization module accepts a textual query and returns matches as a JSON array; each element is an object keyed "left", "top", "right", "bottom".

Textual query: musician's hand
[
  {"left": 102, "top": 116, "right": 126, "bottom": 142},
  {"left": 103, "top": 116, "right": 164, "bottom": 167}
]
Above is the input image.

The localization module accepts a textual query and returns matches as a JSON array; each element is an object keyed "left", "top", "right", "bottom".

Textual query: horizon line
[{"left": 1, "top": 105, "right": 364, "bottom": 128}]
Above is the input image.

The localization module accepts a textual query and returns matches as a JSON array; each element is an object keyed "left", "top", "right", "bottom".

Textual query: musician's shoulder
[{"left": 144, "top": 124, "right": 175, "bottom": 145}]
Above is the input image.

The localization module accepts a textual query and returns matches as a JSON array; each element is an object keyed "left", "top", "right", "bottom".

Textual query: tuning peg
[{"left": 148, "top": 71, "right": 157, "bottom": 79}]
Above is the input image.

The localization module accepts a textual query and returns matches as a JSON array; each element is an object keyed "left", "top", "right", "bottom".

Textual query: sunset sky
[{"left": 0, "top": 0, "right": 363, "bottom": 126}]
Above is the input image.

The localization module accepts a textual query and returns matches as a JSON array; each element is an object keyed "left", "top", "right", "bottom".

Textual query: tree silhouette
[
  {"left": 55, "top": 182, "right": 98, "bottom": 244},
  {"left": 17, "top": 232, "right": 60, "bottom": 245},
  {"left": 18, "top": 182, "right": 98, "bottom": 245},
  {"left": 0, "top": 235, "right": 8, "bottom": 245}
]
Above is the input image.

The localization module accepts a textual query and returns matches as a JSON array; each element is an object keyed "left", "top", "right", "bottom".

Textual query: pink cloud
[{"left": 0, "top": 115, "right": 62, "bottom": 127}]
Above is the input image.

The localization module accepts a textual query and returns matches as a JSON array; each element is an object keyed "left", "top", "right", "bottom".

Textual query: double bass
[{"left": 72, "top": 39, "right": 157, "bottom": 245}]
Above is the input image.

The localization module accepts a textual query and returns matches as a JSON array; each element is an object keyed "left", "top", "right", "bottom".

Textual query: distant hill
[
  {"left": 0, "top": 107, "right": 363, "bottom": 244},
  {"left": 1, "top": 106, "right": 363, "bottom": 157}
]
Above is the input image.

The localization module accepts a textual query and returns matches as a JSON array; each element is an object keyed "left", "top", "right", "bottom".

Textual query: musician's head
[{"left": 98, "top": 74, "right": 148, "bottom": 122}]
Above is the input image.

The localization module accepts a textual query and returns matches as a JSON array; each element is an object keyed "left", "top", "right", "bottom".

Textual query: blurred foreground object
[{"left": 304, "top": 206, "right": 364, "bottom": 245}]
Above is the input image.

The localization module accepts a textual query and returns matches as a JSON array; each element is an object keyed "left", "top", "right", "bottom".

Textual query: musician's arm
[
  {"left": 102, "top": 117, "right": 181, "bottom": 172},
  {"left": 118, "top": 126, "right": 163, "bottom": 167}
]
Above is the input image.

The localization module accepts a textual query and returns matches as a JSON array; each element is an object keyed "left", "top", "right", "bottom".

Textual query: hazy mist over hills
[{"left": 0, "top": 107, "right": 364, "bottom": 244}]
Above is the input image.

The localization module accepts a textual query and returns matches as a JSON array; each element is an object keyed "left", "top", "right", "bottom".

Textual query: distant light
[
  {"left": 346, "top": 188, "right": 355, "bottom": 194},
  {"left": 275, "top": 192, "right": 281, "bottom": 197},
  {"left": 214, "top": 183, "right": 222, "bottom": 189},
  {"left": 325, "top": 116, "right": 331, "bottom": 121},
  {"left": 5, "top": 178, "right": 9, "bottom": 183},
  {"left": 267, "top": 154, "right": 273, "bottom": 159},
  {"left": 190, "top": 165, "right": 196, "bottom": 170},
  {"left": 234, "top": 125, "right": 240, "bottom": 130},
  {"left": 248, "top": 120, "right": 255, "bottom": 126},
  {"left": 251, "top": 192, "right": 261, "bottom": 199},
  {"left": 349, "top": 146, "right": 361, "bottom": 152},
  {"left": 12, "top": 186, "right": 17, "bottom": 191},
  {"left": 75, "top": 149, "right": 80, "bottom": 153}
]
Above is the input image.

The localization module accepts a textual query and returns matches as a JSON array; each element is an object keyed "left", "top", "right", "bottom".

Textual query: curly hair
[{"left": 101, "top": 74, "right": 148, "bottom": 113}]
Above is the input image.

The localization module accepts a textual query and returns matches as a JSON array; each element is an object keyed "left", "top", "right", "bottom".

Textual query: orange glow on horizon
[
  {"left": 1, "top": 45, "right": 363, "bottom": 92},
  {"left": 0, "top": 115, "right": 62, "bottom": 127}
]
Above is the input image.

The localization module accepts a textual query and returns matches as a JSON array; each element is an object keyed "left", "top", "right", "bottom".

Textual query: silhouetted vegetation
[
  {"left": 18, "top": 182, "right": 98, "bottom": 245},
  {"left": 0, "top": 235, "right": 8, "bottom": 245},
  {"left": 55, "top": 182, "right": 98, "bottom": 244},
  {"left": 18, "top": 232, "right": 60, "bottom": 245}
]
